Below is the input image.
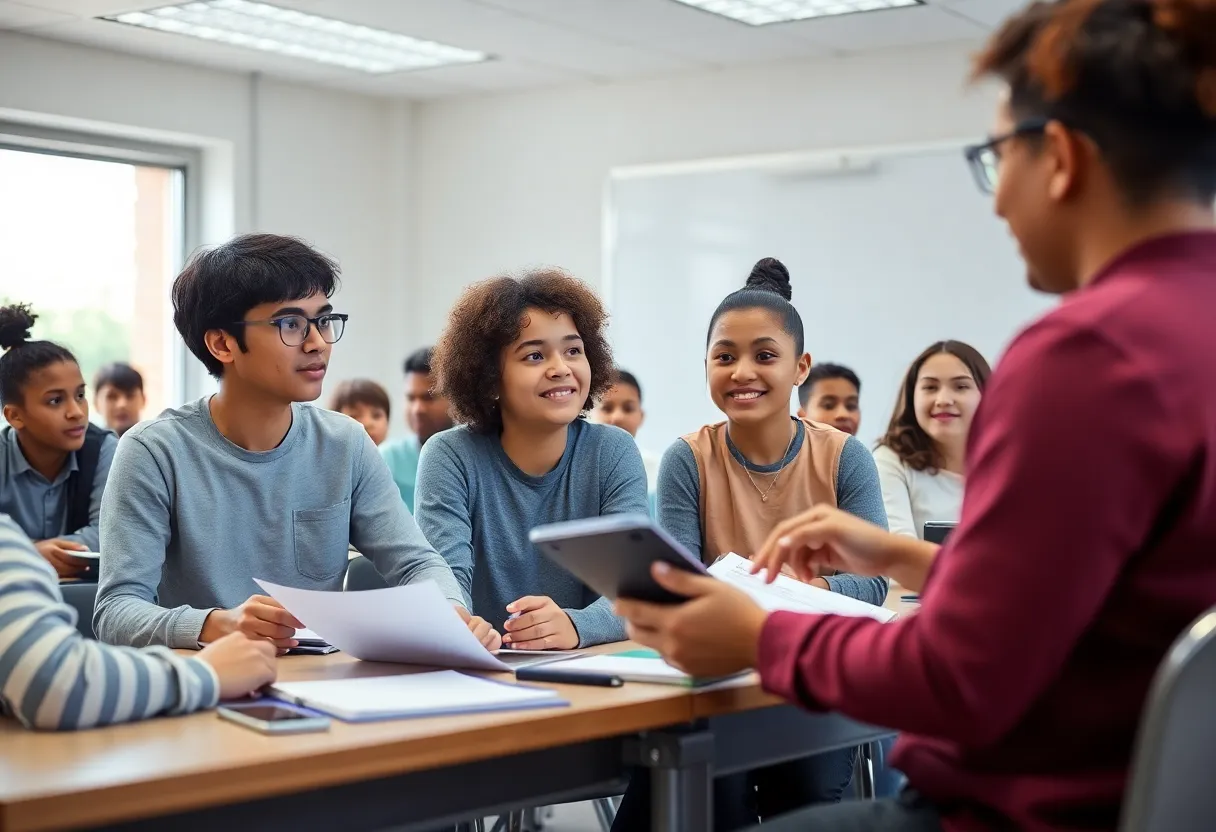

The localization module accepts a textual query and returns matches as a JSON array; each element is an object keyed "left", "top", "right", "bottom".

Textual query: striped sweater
[{"left": 0, "top": 514, "right": 218, "bottom": 730}]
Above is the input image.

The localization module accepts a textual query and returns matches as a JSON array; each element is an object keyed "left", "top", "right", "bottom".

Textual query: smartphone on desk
[{"left": 217, "top": 701, "right": 331, "bottom": 735}]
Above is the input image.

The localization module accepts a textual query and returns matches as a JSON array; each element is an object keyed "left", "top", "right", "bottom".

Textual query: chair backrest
[
  {"left": 344, "top": 555, "right": 389, "bottom": 592},
  {"left": 59, "top": 582, "right": 98, "bottom": 639},
  {"left": 1120, "top": 606, "right": 1216, "bottom": 832}
]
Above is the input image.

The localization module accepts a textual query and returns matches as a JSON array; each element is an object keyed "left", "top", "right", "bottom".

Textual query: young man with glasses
[{"left": 95, "top": 234, "right": 499, "bottom": 653}]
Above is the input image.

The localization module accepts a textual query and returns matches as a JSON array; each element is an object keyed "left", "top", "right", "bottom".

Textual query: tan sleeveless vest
[{"left": 682, "top": 418, "right": 847, "bottom": 568}]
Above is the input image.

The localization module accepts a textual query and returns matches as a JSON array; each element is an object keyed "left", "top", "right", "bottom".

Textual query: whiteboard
[{"left": 604, "top": 143, "right": 1057, "bottom": 453}]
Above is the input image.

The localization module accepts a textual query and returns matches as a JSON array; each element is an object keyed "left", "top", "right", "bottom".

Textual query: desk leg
[{"left": 626, "top": 729, "right": 714, "bottom": 832}]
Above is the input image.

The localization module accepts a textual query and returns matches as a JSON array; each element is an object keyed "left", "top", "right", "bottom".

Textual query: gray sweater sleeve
[
  {"left": 413, "top": 436, "right": 475, "bottom": 609},
  {"left": 656, "top": 440, "right": 704, "bottom": 561},
  {"left": 825, "top": 436, "right": 891, "bottom": 606},
  {"left": 564, "top": 436, "right": 649, "bottom": 647},
  {"left": 350, "top": 431, "right": 465, "bottom": 607},
  {"left": 0, "top": 516, "right": 218, "bottom": 730},
  {"left": 95, "top": 435, "right": 210, "bottom": 648}
]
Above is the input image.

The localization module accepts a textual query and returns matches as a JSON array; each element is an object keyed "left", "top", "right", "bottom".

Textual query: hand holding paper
[{"left": 255, "top": 579, "right": 509, "bottom": 672}]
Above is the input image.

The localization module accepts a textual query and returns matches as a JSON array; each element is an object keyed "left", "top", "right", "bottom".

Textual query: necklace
[{"left": 739, "top": 425, "right": 797, "bottom": 503}]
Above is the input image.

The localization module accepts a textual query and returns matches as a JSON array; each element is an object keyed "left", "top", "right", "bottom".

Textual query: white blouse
[{"left": 872, "top": 444, "right": 965, "bottom": 540}]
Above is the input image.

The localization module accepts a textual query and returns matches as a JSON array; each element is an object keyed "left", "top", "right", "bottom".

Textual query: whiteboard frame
[{"left": 600, "top": 135, "right": 982, "bottom": 316}]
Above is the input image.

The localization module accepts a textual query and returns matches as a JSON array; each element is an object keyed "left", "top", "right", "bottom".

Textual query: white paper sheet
[
  {"left": 270, "top": 670, "right": 564, "bottom": 721},
  {"left": 256, "top": 579, "right": 509, "bottom": 672},
  {"left": 709, "top": 553, "right": 897, "bottom": 622}
]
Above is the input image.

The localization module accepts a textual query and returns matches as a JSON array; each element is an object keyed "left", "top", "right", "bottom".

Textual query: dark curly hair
[
  {"left": 432, "top": 268, "right": 614, "bottom": 435},
  {"left": 0, "top": 302, "right": 78, "bottom": 407},
  {"left": 877, "top": 341, "right": 992, "bottom": 473}
]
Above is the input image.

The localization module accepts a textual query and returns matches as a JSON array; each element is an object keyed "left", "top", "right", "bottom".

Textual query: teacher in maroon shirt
[{"left": 614, "top": 1, "right": 1216, "bottom": 830}]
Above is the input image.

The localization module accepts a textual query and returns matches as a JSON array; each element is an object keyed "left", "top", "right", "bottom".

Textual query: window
[{"left": 0, "top": 144, "right": 187, "bottom": 418}]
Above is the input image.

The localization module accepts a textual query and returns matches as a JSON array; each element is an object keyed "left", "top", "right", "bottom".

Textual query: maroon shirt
[{"left": 759, "top": 232, "right": 1216, "bottom": 831}]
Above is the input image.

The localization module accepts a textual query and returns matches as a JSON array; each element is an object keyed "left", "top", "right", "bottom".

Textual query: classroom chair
[
  {"left": 1119, "top": 605, "right": 1216, "bottom": 832},
  {"left": 60, "top": 582, "right": 98, "bottom": 639},
  {"left": 344, "top": 555, "right": 389, "bottom": 591}
]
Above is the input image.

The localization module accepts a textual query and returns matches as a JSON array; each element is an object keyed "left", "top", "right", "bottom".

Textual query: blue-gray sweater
[{"left": 415, "top": 420, "right": 649, "bottom": 647}]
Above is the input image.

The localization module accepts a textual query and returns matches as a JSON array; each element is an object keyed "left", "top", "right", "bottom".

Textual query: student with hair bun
[
  {"left": 0, "top": 303, "right": 115, "bottom": 578},
  {"left": 612, "top": 1, "right": 1216, "bottom": 829},
  {"left": 613, "top": 258, "right": 889, "bottom": 830}
]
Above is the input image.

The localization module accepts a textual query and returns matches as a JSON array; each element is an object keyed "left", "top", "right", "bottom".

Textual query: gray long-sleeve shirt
[
  {"left": 0, "top": 425, "right": 116, "bottom": 550},
  {"left": 657, "top": 424, "right": 890, "bottom": 606},
  {"left": 415, "top": 420, "right": 649, "bottom": 647},
  {"left": 95, "top": 398, "right": 464, "bottom": 648},
  {"left": 0, "top": 514, "right": 218, "bottom": 730}
]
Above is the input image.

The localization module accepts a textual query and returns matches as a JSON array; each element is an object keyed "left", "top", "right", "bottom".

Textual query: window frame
[{"left": 0, "top": 120, "right": 202, "bottom": 405}]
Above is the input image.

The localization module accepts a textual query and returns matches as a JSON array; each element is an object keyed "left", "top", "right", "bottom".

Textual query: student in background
[
  {"left": 797, "top": 362, "right": 862, "bottom": 436},
  {"left": 0, "top": 514, "right": 275, "bottom": 729},
  {"left": 0, "top": 303, "right": 115, "bottom": 579},
  {"left": 96, "top": 234, "right": 498, "bottom": 652},
  {"left": 416, "top": 269, "right": 648, "bottom": 649},
  {"left": 330, "top": 378, "right": 391, "bottom": 446},
  {"left": 873, "top": 341, "right": 991, "bottom": 539},
  {"left": 614, "top": 259, "right": 889, "bottom": 830},
  {"left": 380, "top": 347, "right": 455, "bottom": 512},
  {"left": 590, "top": 368, "right": 661, "bottom": 513},
  {"left": 93, "top": 362, "right": 146, "bottom": 437},
  {"left": 614, "top": 1, "right": 1216, "bottom": 827}
]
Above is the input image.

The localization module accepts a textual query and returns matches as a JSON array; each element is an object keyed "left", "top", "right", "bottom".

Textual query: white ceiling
[{"left": 0, "top": 0, "right": 1020, "bottom": 99}]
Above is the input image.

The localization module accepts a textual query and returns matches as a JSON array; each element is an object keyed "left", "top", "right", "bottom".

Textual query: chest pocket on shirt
[{"left": 292, "top": 499, "right": 351, "bottom": 581}]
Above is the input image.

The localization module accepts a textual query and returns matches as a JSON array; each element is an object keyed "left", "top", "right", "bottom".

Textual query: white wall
[
  {"left": 409, "top": 42, "right": 1000, "bottom": 346},
  {"left": 0, "top": 32, "right": 413, "bottom": 427}
]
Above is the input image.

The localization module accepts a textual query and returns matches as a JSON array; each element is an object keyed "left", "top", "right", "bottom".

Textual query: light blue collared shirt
[{"left": 0, "top": 425, "right": 116, "bottom": 549}]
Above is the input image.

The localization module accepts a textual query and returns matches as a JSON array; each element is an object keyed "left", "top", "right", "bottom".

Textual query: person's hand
[
  {"left": 752, "top": 505, "right": 905, "bottom": 584},
  {"left": 200, "top": 595, "right": 303, "bottom": 649},
  {"left": 502, "top": 596, "right": 578, "bottom": 650},
  {"left": 34, "top": 539, "right": 91, "bottom": 578},
  {"left": 615, "top": 563, "right": 768, "bottom": 677},
  {"left": 198, "top": 633, "right": 278, "bottom": 699},
  {"left": 456, "top": 606, "right": 502, "bottom": 651}
]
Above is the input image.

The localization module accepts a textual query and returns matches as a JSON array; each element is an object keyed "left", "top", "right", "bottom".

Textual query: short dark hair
[
  {"left": 432, "top": 268, "right": 614, "bottom": 435},
  {"left": 972, "top": 0, "right": 1216, "bottom": 205},
  {"left": 878, "top": 341, "right": 993, "bottom": 472},
  {"left": 707, "top": 258, "right": 804, "bottom": 354},
  {"left": 403, "top": 347, "right": 434, "bottom": 376},
  {"left": 798, "top": 363, "right": 861, "bottom": 408},
  {"left": 613, "top": 368, "right": 643, "bottom": 404},
  {"left": 0, "top": 303, "right": 77, "bottom": 407},
  {"left": 93, "top": 362, "right": 144, "bottom": 395},
  {"left": 171, "top": 233, "right": 340, "bottom": 378},
  {"left": 329, "top": 378, "right": 390, "bottom": 418}
]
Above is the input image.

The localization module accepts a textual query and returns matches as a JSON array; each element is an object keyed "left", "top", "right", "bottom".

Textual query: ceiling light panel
[
  {"left": 671, "top": 0, "right": 922, "bottom": 25},
  {"left": 103, "top": 0, "right": 488, "bottom": 73}
]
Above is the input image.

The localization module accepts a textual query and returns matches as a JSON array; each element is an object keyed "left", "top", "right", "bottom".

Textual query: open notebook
[
  {"left": 269, "top": 670, "right": 567, "bottom": 722},
  {"left": 542, "top": 649, "right": 744, "bottom": 688}
]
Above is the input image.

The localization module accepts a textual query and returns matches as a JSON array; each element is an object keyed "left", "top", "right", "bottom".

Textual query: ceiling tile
[
  {"left": 274, "top": 0, "right": 701, "bottom": 80},
  {"left": 9, "top": 0, "right": 156, "bottom": 16},
  {"left": 0, "top": 1, "right": 74, "bottom": 29},
  {"left": 361, "top": 58, "right": 584, "bottom": 96},
  {"left": 935, "top": 0, "right": 1023, "bottom": 28},
  {"left": 474, "top": 0, "right": 829, "bottom": 65},
  {"left": 779, "top": 5, "right": 989, "bottom": 51}
]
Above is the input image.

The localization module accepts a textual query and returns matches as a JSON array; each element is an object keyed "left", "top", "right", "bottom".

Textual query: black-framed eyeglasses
[
  {"left": 963, "top": 117, "right": 1049, "bottom": 194},
  {"left": 231, "top": 313, "right": 349, "bottom": 347}
]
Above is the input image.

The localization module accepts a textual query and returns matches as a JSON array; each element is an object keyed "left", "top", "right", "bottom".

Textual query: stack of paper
[
  {"left": 709, "top": 553, "right": 897, "bottom": 622},
  {"left": 269, "top": 670, "right": 566, "bottom": 722},
  {"left": 255, "top": 579, "right": 510, "bottom": 671}
]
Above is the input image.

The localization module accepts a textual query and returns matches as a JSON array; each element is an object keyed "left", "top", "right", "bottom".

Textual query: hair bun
[
  {"left": 745, "top": 257, "right": 793, "bottom": 301},
  {"left": 1153, "top": 0, "right": 1216, "bottom": 116},
  {"left": 0, "top": 303, "right": 36, "bottom": 352}
]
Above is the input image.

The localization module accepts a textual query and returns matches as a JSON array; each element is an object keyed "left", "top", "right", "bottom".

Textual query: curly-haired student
[{"left": 415, "top": 268, "right": 648, "bottom": 649}]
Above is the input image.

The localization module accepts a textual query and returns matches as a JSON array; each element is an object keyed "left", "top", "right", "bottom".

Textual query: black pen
[{"left": 515, "top": 667, "right": 624, "bottom": 687}]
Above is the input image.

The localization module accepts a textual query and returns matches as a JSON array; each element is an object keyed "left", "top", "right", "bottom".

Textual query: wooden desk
[
  {"left": 0, "top": 651, "right": 689, "bottom": 832},
  {"left": 0, "top": 646, "right": 895, "bottom": 832}
]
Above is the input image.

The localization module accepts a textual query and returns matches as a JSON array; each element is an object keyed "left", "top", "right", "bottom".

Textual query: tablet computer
[{"left": 529, "top": 514, "right": 707, "bottom": 604}]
